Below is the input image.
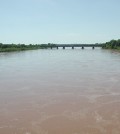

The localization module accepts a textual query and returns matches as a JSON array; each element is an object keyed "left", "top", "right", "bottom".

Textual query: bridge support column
[
  {"left": 72, "top": 46, "right": 74, "bottom": 49},
  {"left": 51, "top": 46, "right": 52, "bottom": 49},
  {"left": 63, "top": 46, "right": 65, "bottom": 49},
  {"left": 82, "top": 46, "right": 84, "bottom": 49},
  {"left": 57, "top": 46, "right": 58, "bottom": 49},
  {"left": 92, "top": 46, "right": 94, "bottom": 49}
]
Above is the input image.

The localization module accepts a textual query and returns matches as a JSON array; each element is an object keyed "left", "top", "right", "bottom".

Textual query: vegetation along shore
[
  {"left": 0, "top": 43, "right": 56, "bottom": 52},
  {"left": 102, "top": 39, "right": 120, "bottom": 50},
  {"left": 0, "top": 39, "right": 120, "bottom": 52}
]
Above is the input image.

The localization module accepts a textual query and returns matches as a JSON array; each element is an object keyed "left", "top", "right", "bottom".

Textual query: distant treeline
[
  {"left": 0, "top": 40, "right": 120, "bottom": 52},
  {"left": 0, "top": 43, "right": 56, "bottom": 52},
  {"left": 102, "top": 39, "right": 120, "bottom": 50}
]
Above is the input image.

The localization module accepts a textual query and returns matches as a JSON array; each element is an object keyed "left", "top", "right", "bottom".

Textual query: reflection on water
[{"left": 0, "top": 48, "right": 120, "bottom": 134}]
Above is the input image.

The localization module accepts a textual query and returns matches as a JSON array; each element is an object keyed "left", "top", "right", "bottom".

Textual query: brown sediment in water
[
  {"left": 0, "top": 49, "right": 120, "bottom": 134},
  {"left": 0, "top": 88, "right": 120, "bottom": 134}
]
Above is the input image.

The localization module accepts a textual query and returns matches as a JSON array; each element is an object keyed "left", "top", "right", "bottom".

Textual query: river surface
[{"left": 0, "top": 48, "right": 120, "bottom": 134}]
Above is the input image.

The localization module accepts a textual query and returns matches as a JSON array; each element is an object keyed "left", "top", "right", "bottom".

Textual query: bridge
[{"left": 49, "top": 44, "right": 102, "bottom": 49}]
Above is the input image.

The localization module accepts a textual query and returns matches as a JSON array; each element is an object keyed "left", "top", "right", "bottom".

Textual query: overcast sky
[{"left": 0, "top": 0, "right": 120, "bottom": 44}]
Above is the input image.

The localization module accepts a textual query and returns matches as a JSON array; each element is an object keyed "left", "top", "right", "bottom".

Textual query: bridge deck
[
  {"left": 51, "top": 44, "right": 102, "bottom": 47},
  {"left": 56, "top": 45, "right": 101, "bottom": 47}
]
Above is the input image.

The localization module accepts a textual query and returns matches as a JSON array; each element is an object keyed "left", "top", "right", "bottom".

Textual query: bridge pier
[
  {"left": 92, "top": 46, "right": 94, "bottom": 49},
  {"left": 63, "top": 46, "right": 65, "bottom": 49},
  {"left": 51, "top": 46, "right": 52, "bottom": 49},
  {"left": 72, "top": 46, "right": 74, "bottom": 49},
  {"left": 82, "top": 46, "right": 84, "bottom": 49},
  {"left": 56, "top": 46, "right": 58, "bottom": 49}
]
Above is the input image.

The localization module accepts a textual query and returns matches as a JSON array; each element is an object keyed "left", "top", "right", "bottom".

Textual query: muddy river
[{"left": 0, "top": 48, "right": 120, "bottom": 134}]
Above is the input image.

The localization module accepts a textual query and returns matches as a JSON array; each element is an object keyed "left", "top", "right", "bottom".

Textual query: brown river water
[{"left": 0, "top": 48, "right": 120, "bottom": 134}]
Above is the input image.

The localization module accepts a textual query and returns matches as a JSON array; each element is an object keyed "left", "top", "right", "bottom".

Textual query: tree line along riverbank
[
  {"left": 0, "top": 40, "right": 120, "bottom": 52},
  {"left": 0, "top": 43, "right": 56, "bottom": 52},
  {"left": 102, "top": 39, "right": 120, "bottom": 50}
]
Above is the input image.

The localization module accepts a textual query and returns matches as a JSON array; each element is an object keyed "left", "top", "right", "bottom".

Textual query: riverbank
[
  {"left": 0, "top": 47, "right": 43, "bottom": 52},
  {"left": 102, "top": 46, "right": 120, "bottom": 51},
  {"left": 0, "top": 43, "right": 56, "bottom": 52},
  {"left": 102, "top": 39, "right": 120, "bottom": 50},
  {"left": 1, "top": 40, "right": 120, "bottom": 52}
]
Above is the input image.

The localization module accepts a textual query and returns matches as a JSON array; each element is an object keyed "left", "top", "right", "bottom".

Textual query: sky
[{"left": 0, "top": 0, "right": 120, "bottom": 44}]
